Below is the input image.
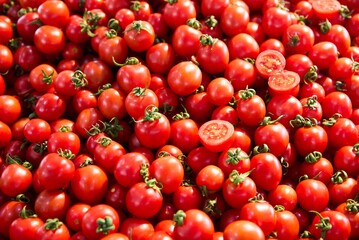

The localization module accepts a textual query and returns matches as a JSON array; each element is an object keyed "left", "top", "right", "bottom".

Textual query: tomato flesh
[
  {"left": 268, "top": 70, "right": 300, "bottom": 97},
  {"left": 255, "top": 49, "right": 286, "bottom": 78},
  {"left": 198, "top": 120, "right": 235, "bottom": 152}
]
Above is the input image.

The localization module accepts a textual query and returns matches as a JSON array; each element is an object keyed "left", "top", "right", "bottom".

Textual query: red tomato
[
  {"left": 296, "top": 178, "right": 329, "bottom": 212},
  {"left": 198, "top": 119, "right": 235, "bottom": 153},
  {"left": 123, "top": 20, "right": 155, "bottom": 52},
  {"left": 81, "top": 204, "right": 120, "bottom": 239},
  {"left": 223, "top": 220, "right": 265, "bottom": 240},
  {"left": 34, "top": 189, "right": 71, "bottom": 221},
  {"left": 255, "top": 49, "right": 286, "bottom": 78},
  {"left": 33, "top": 25, "right": 65, "bottom": 55},
  {"left": 0, "top": 163, "right": 32, "bottom": 197},
  {"left": 173, "top": 209, "right": 215, "bottom": 240},
  {"left": 268, "top": 70, "right": 300, "bottom": 97},
  {"left": 35, "top": 218, "right": 70, "bottom": 240}
]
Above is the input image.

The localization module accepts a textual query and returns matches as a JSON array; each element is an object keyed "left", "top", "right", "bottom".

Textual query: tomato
[
  {"left": 296, "top": 178, "right": 329, "bottom": 212},
  {"left": 220, "top": 3, "right": 249, "bottom": 36},
  {"left": 81, "top": 204, "right": 120, "bottom": 240},
  {"left": 171, "top": 24, "right": 202, "bottom": 58},
  {"left": 198, "top": 119, "right": 235, "bottom": 153},
  {"left": 334, "top": 144, "right": 359, "bottom": 178},
  {"left": 308, "top": 41, "right": 338, "bottom": 70},
  {"left": 173, "top": 209, "right": 215, "bottom": 240},
  {"left": 97, "top": 87, "right": 127, "bottom": 120},
  {"left": 222, "top": 170, "right": 257, "bottom": 210},
  {"left": 266, "top": 94, "right": 303, "bottom": 129},
  {"left": 115, "top": 59, "right": 151, "bottom": 95},
  {"left": 196, "top": 35, "right": 229, "bottom": 75},
  {"left": 114, "top": 152, "right": 150, "bottom": 188},
  {"left": 311, "top": 0, "right": 341, "bottom": 20},
  {"left": 274, "top": 207, "right": 300, "bottom": 240},
  {"left": 9, "top": 207, "right": 44, "bottom": 240},
  {"left": 65, "top": 203, "right": 91, "bottom": 232},
  {"left": 75, "top": 107, "right": 105, "bottom": 139},
  {"left": 183, "top": 91, "right": 215, "bottom": 123},
  {"left": 167, "top": 61, "right": 202, "bottom": 96},
  {"left": 262, "top": 7, "right": 292, "bottom": 38},
  {"left": 224, "top": 58, "right": 257, "bottom": 91},
  {"left": 255, "top": 49, "right": 286, "bottom": 78},
  {"left": 120, "top": 217, "right": 155, "bottom": 240},
  {"left": 327, "top": 171, "right": 357, "bottom": 207},
  {"left": 0, "top": 45, "right": 13, "bottom": 73},
  {"left": 0, "top": 120, "right": 12, "bottom": 148},
  {"left": 0, "top": 95, "right": 21, "bottom": 125},
  {"left": 335, "top": 201, "right": 359, "bottom": 240},
  {"left": 14, "top": 45, "right": 43, "bottom": 72},
  {"left": 34, "top": 189, "right": 71, "bottom": 221},
  {"left": 309, "top": 210, "right": 351, "bottom": 240},
  {"left": 163, "top": 0, "right": 197, "bottom": 30},
  {"left": 146, "top": 42, "right": 176, "bottom": 75},
  {"left": 126, "top": 181, "right": 163, "bottom": 219},
  {"left": 70, "top": 164, "right": 109, "bottom": 205},
  {"left": 240, "top": 200, "right": 276, "bottom": 236},
  {"left": 254, "top": 117, "right": 289, "bottom": 157},
  {"left": 223, "top": 220, "right": 265, "bottom": 240},
  {"left": 282, "top": 24, "right": 315, "bottom": 55},
  {"left": 201, "top": 0, "right": 229, "bottom": 18},
  {"left": 33, "top": 25, "right": 65, "bottom": 55},
  {"left": 37, "top": 0, "right": 70, "bottom": 28},
  {"left": 323, "top": 115, "right": 358, "bottom": 150},
  {"left": 0, "top": 163, "right": 32, "bottom": 197},
  {"left": 206, "top": 77, "right": 233, "bottom": 106},
  {"left": 149, "top": 155, "right": 184, "bottom": 194},
  {"left": 125, "top": 87, "right": 159, "bottom": 120},
  {"left": 82, "top": 60, "right": 113, "bottom": 93},
  {"left": 299, "top": 152, "right": 333, "bottom": 185},
  {"left": 35, "top": 218, "right": 70, "bottom": 240},
  {"left": 123, "top": 20, "right": 155, "bottom": 52},
  {"left": 268, "top": 70, "right": 300, "bottom": 97},
  {"left": 134, "top": 107, "right": 171, "bottom": 149},
  {"left": 250, "top": 151, "right": 282, "bottom": 191},
  {"left": 227, "top": 33, "right": 260, "bottom": 60}
]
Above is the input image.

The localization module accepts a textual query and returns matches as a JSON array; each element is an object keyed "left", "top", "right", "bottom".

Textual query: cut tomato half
[
  {"left": 198, "top": 119, "right": 235, "bottom": 153},
  {"left": 311, "top": 0, "right": 341, "bottom": 20},
  {"left": 268, "top": 70, "right": 300, "bottom": 97},
  {"left": 255, "top": 49, "right": 286, "bottom": 78}
]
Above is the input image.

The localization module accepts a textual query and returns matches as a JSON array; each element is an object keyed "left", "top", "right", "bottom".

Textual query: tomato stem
[
  {"left": 274, "top": 205, "right": 285, "bottom": 212},
  {"left": 107, "top": 18, "right": 120, "bottom": 33},
  {"left": 229, "top": 169, "right": 253, "bottom": 185},
  {"left": 203, "top": 198, "right": 222, "bottom": 217},
  {"left": 80, "top": 10, "right": 101, "bottom": 37},
  {"left": 304, "top": 151, "right": 322, "bottom": 163},
  {"left": 204, "top": 15, "right": 218, "bottom": 29},
  {"left": 15, "top": 194, "right": 30, "bottom": 203},
  {"left": 19, "top": 206, "right": 37, "bottom": 219},
  {"left": 113, "top": 57, "right": 139, "bottom": 67},
  {"left": 330, "top": 170, "right": 348, "bottom": 184},
  {"left": 130, "top": 1, "right": 143, "bottom": 12},
  {"left": 41, "top": 70, "right": 54, "bottom": 85},
  {"left": 346, "top": 195, "right": 359, "bottom": 213},
  {"left": 309, "top": 211, "right": 332, "bottom": 240},
  {"left": 289, "top": 115, "right": 317, "bottom": 128},
  {"left": 96, "top": 216, "right": 115, "bottom": 234},
  {"left": 125, "top": 20, "right": 152, "bottom": 34},
  {"left": 102, "top": 117, "right": 124, "bottom": 139},
  {"left": 303, "top": 95, "right": 318, "bottom": 110},
  {"left": 225, "top": 148, "right": 249, "bottom": 165},
  {"left": 57, "top": 148, "right": 75, "bottom": 160},
  {"left": 339, "top": 5, "right": 353, "bottom": 19},
  {"left": 79, "top": 158, "right": 94, "bottom": 167},
  {"left": 93, "top": 83, "right": 112, "bottom": 96},
  {"left": 238, "top": 87, "right": 256, "bottom": 100},
  {"left": 252, "top": 144, "right": 270, "bottom": 155},
  {"left": 44, "top": 218, "right": 63, "bottom": 231},
  {"left": 321, "top": 113, "right": 342, "bottom": 127},
  {"left": 173, "top": 210, "right": 186, "bottom": 226},
  {"left": 72, "top": 70, "right": 88, "bottom": 88},
  {"left": 5, "top": 154, "right": 23, "bottom": 165},
  {"left": 97, "top": 136, "right": 112, "bottom": 147},
  {"left": 186, "top": 18, "right": 202, "bottom": 30},
  {"left": 259, "top": 116, "right": 283, "bottom": 126},
  {"left": 319, "top": 19, "right": 331, "bottom": 34},
  {"left": 199, "top": 34, "right": 217, "bottom": 47},
  {"left": 303, "top": 65, "right": 318, "bottom": 83},
  {"left": 279, "top": 157, "right": 289, "bottom": 175}
]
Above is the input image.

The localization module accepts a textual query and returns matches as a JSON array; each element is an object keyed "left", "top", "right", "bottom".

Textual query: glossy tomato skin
[
  {"left": 296, "top": 179, "right": 329, "bottom": 212},
  {"left": 293, "top": 124, "right": 328, "bottom": 157},
  {"left": 223, "top": 220, "right": 265, "bottom": 240},
  {"left": 81, "top": 204, "right": 120, "bottom": 240},
  {"left": 250, "top": 152, "right": 282, "bottom": 191},
  {"left": 9, "top": 214, "right": 44, "bottom": 240},
  {"left": 65, "top": 203, "right": 91, "bottom": 232},
  {"left": 335, "top": 202, "right": 359, "bottom": 240},
  {"left": 35, "top": 218, "right": 70, "bottom": 240},
  {"left": 274, "top": 209, "right": 300, "bottom": 240},
  {"left": 309, "top": 210, "right": 351, "bottom": 240},
  {"left": 0, "top": 164, "right": 32, "bottom": 197},
  {"left": 163, "top": 0, "right": 197, "bottom": 30},
  {"left": 173, "top": 209, "right": 215, "bottom": 240},
  {"left": 33, "top": 25, "right": 66, "bottom": 55},
  {"left": 34, "top": 189, "right": 71, "bottom": 221},
  {"left": 125, "top": 182, "right": 163, "bottom": 219},
  {"left": 0, "top": 199, "right": 26, "bottom": 237}
]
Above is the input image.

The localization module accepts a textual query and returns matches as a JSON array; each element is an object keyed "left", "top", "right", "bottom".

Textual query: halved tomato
[
  {"left": 198, "top": 119, "right": 235, "bottom": 153},
  {"left": 255, "top": 49, "right": 286, "bottom": 79},
  {"left": 310, "top": 0, "right": 341, "bottom": 20},
  {"left": 268, "top": 70, "right": 300, "bottom": 97}
]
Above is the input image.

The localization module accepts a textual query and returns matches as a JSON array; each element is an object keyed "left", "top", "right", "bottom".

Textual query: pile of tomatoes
[{"left": 0, "top": 0, "right": 359, "bottom": 239}]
